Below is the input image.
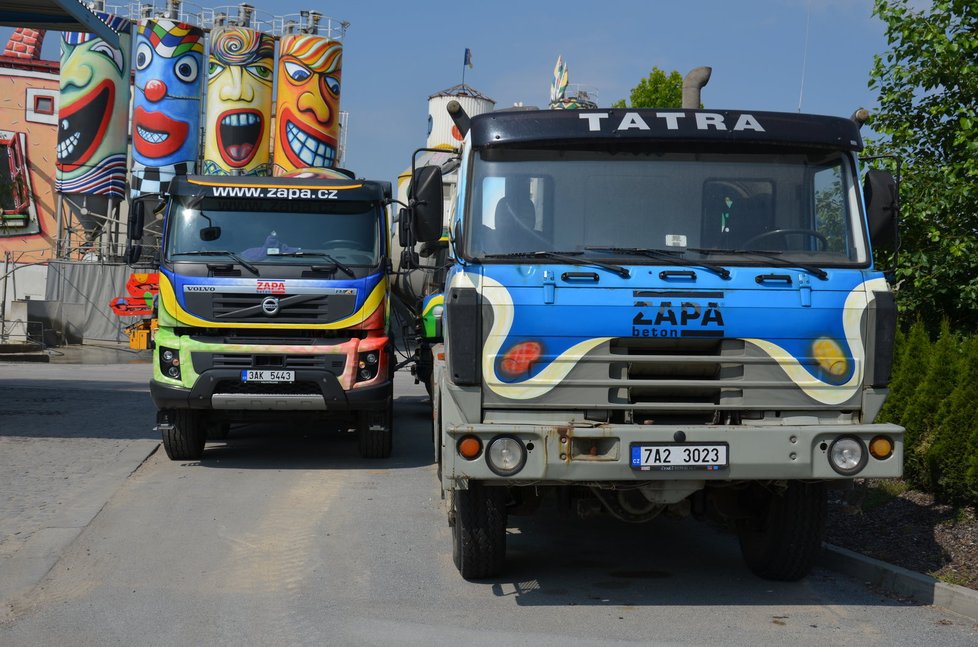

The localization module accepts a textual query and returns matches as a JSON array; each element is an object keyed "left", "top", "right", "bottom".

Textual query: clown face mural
[
  {"left": 203, "top": 27, "right": 274, "bottom": 176},
  {"left": 273, "top": 34, "right": 342, "bottom": 175},
  {"left": 56, "top": 13, "right": 131, "bottom": 197},
  {"left": 131, "top": 19, "right": 204, "bottom": 197}
]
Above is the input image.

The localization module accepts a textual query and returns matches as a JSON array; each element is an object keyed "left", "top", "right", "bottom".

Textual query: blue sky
[{"left": 5, "top": 0, "right": 890, "bottom": 186}]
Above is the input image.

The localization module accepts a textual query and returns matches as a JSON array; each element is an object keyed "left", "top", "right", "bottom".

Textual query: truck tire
[
  {"left": 159, "top": 410, "right": 206, "bottom": 461},
  {"left": 452, "top": 482, "right": 507, "bottom": 580},
  {"left": 358, "top": 398, "right": 393, "bottom": 459},
  {"left": 736, "top": 481, "right": 826, "bottom": 581}
]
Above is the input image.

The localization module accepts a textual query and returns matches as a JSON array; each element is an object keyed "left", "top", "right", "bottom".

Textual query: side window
[{"left": 813, "top": 165, "right": 849, "bottom": 255}]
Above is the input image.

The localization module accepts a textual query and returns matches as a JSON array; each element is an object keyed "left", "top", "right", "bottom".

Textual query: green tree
[
  {"left": 612, "top": 67, "right": 684, "bottom": 109},
  {"left": 867, "top": 0, "right": 978, "bottom": 330},
  {"left": 927, "top": 335, "right": 978, "bottom": 505},
  {"left": 899, "top": 320, "right": 961, "bottom": 488}
]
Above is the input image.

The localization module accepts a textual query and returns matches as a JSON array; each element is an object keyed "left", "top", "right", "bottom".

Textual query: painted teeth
[
  {"left": 285, "top": 121, "right": 335, "bottom": 168},
  {"left": 137, "top": 125, "right": 168, "bottom": 144},
  {"left": 221, "top": 113, "right": 260, "bottom": 127},
  {"left": 57, "top": 131, "right": 80, "bottom": 159}
]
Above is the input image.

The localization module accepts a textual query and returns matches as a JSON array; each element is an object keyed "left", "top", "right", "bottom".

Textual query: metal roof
[{"left": 0, "top": 0, "right": 122, "bottom": 46}]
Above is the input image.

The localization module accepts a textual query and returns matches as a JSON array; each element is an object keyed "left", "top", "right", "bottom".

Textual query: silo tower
[{"left": 426, "top": 84, "right": 494, "bottom": 149}]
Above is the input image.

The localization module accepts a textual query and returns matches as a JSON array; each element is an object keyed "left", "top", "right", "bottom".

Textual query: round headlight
[
  {"left": 828, "top": 436, "right": 867, "bottom": 476},
  {"left": 365, "top": 352, "right": 378, "bottom": 365},
  {"left": 486, "top": 435, "right": 527, "bottom": 476},
  {"left": 162, "top": 349, "right": 175, "bottom": 362},
  {"left": 166, "top": 366, "right": 180, "bottom": 379}
]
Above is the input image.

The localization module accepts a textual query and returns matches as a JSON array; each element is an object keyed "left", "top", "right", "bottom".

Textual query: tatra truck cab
[
  {"left": 134, "top": 173, "right": 395, "bottom": 460},
  {"left": 404, "top": 105, "right": 902, "bottom": 580}
]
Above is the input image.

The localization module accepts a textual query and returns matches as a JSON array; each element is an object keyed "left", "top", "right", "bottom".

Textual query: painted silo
[
  {"left": 56, "top": 12, "right": 132, "bottom": 197},
  {"left": 425, "top": 83, "right": 495, "bottom": 150},
  {"left": 130, "top": 18, "right": 205, "bottom": 197},
  {"left": 273, "top": 34, "right": 342, "bottom": 175},
  {"left": 203, "top": 26, "right": 275, "bottom": 176}
]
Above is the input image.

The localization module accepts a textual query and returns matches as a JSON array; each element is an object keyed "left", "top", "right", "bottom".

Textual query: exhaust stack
[
  {"left": 447, "top": 100, "right": 471, "bottom": 138},
  {"left": 682, "top": 67, "right": 712, "bottom": 109}
]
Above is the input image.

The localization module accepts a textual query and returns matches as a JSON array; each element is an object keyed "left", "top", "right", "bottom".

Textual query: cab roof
[{"left": 469, "top": 108, "right": 863, "bottom": 152}]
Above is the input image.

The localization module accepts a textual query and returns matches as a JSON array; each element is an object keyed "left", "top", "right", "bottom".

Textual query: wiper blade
[
  {"left": 688, "top": 247, "right": 828, "bottom": 280},
  {"left": 275, "top": 251, "right": 355, "bottom": 278},
  {"left": 586, "top": 246, "right": 731, "bottom": 280},
  {"left": 483, "top": 250, "right": 630, "bottom": 278},
  {"left": 174, "top": 250, "right": 260, "bottom": 276}
]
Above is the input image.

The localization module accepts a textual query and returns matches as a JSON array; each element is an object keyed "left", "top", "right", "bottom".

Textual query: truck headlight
[
  {"left": 486, "top": 435, "right": 526, "bottom": 476},
  {"left": 159, "top": 346, "right": 181, "bottom": 380},
  {"left": 356, "top": 350, "right": 381, "bottom": 382},
  {"left": 828, "top": 436, "right": 867, "bottom": 476}
]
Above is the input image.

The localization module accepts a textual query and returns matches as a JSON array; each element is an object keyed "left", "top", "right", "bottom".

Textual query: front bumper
[
  {"left": 441, "top": 422, "right": 904, "bottom": 486},
  {"left": 151, "top": 371, "right": 392, "bottom": 412}
]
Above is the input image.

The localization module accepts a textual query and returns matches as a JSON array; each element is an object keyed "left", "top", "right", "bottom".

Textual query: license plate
[
  {"left": 241, "top": 369, "right": 294, "bottom": 383},
  {"left": 630, "top": 443, "right": 728, "bottom": 471}
]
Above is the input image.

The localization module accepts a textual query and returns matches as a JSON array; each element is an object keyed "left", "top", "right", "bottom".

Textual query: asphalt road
[{"left": 1, "top": 359, "right": 976, "bottom": 646}]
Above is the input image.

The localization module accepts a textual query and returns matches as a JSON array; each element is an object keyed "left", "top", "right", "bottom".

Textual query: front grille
[
  {"left": 486, "top": 336, "right": 861, "bottom": 419},
  {"left": 183, "top": 291, "right": 358, "bottom": 324}
]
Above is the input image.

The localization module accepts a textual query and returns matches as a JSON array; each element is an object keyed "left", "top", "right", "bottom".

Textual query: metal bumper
[{"left": 441, "top": 422, "right": 904, "bottom": 486}]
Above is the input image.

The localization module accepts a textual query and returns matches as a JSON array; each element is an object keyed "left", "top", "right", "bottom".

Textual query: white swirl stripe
[{"left": 744, "top": 277, "right": 888, "bottom": 405}]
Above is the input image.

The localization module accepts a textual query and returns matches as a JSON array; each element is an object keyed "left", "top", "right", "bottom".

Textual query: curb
[{"left": 820, "top": 543, "right": 978, "bottom": 622}]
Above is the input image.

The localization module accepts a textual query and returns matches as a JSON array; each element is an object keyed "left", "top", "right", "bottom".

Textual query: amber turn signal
[
  {"left": 869, "top": 435, "right": 894, "bottom": 460},
  {"left": 457, "top": 435, "right": 483, "bottom": 460}
]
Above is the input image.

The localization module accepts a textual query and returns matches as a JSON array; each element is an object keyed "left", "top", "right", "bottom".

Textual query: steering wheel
[
  {"left": 321, "top": 239, "right": 366, "bottom": 250},
  {"left": 741, "top": 228, "right": 828, "bottom": 250}
]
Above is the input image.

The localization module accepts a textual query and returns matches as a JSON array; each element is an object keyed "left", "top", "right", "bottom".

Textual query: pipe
[
  {"left": 447, "top": 100, "right": 471, "bottom": 138},
  {"left": 851, "top": 108, "right": 871, "bottom": 129},
  {"left": 682, "top": 67, "right": 712, "bottom": 109}
]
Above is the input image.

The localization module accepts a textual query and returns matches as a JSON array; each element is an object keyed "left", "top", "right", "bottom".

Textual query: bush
[
  {"left": 898, "top": 321, "right": 962, "bottom": 489},
  {"left": 926, "top": 336, "right": 978, "bottom": 504}
]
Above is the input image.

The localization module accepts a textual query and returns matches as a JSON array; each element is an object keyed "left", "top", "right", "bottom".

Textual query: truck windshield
[
  {"left": 164, "top": 197, "right": 381, "bottom": 266},
  {"left": 466, "top": 148, "right": 868, "bottom": 267}
]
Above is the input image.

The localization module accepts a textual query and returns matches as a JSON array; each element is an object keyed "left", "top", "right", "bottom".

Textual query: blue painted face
[{"left": 131, "top": 19, "right": 204, "bottom": 167}]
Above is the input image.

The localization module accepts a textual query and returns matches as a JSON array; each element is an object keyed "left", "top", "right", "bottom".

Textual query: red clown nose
[{"left": 144, "top": 79, "right": 167, "bottom": 102}]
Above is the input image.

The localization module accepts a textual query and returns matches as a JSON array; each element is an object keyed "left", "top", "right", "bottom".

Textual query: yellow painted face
[
  {"left": 203, "top": 27, "right": 274, "bottom": 175},
  {"left": 273, "top": 34, "right": 342, "bottom": 174}
]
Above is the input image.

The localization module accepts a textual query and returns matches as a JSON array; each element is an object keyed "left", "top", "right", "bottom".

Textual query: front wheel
[
  {"left": 736, "top": 481, "right": 826, "bottom": 581},
  {"left": 451, "top": 482, "right": 507, "bottom": 580},
  {"left": 159, "top": 409, "right": 206, "bottom": 461},
  {"left": 357, "top": 398, "right": 393, "bottom": 459}
]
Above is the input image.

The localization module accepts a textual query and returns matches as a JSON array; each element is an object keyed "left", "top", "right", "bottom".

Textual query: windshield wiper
[
  {"left": 586, "top": 246, "right": 731, "bottom": 280},
  {"left": 688, "top": 247, "right": 828, "bottom": 280},
  {"left": 275, "top": 251, "right": 355, "bottom": 278},
  {"left": 483, "top": 251, "right": 630, "bottom": 278},
  {"left": 173, "top": 250, "right": 260, "bottom": 276}
]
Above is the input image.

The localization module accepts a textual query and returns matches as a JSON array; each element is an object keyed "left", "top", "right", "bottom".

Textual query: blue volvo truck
[{"left": 403, "top": 103, "right": 903, "bottom": 580}]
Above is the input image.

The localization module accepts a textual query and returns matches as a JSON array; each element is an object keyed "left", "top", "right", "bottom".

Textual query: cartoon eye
[
  {"left": 174, "top": 55, "right": 199, "bottom": 83},
  {"left": 208, "top": 61, "right": 225, "bottom": 80},
  {"left": 135, "top": 42, "right": 153, "bottom": 71},
  {"left": 91, "top": 40, "right": 125, "bottom": 72},
  {"left": 324, "top": 75, "right": 340, "bottom": 95},
  {"left": 284, "top": 61, "right": 311, "bottom": 82},
  {"left": 245, "top": 64, "right": 273, "bottom": 81}
]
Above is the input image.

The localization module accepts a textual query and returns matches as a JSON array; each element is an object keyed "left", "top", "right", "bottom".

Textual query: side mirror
[
  {"left": 200, "top": 226, "right": 222, "bottom": 241},
  {"left": 125, "top": 243, "right": 143, "bottom": 265},
  {"left": 400, "top": 247, "right": 419, "bottom": 270},
  {"left": 411, "top": 165, "right": 444, "bottom": 243},
  {"left": 864, "top": 169, "right": 898, "bottom": 250},
  {"left": 397, "top": 207, "right": 412, "bottom": 246},
  {"left": 128, "top": 200, "right": 147, "bottom": 240}
]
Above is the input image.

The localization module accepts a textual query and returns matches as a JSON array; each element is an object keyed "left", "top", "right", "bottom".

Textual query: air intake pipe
[{"left": 682, "top": 67, "right": 712, "bottom": 109}]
